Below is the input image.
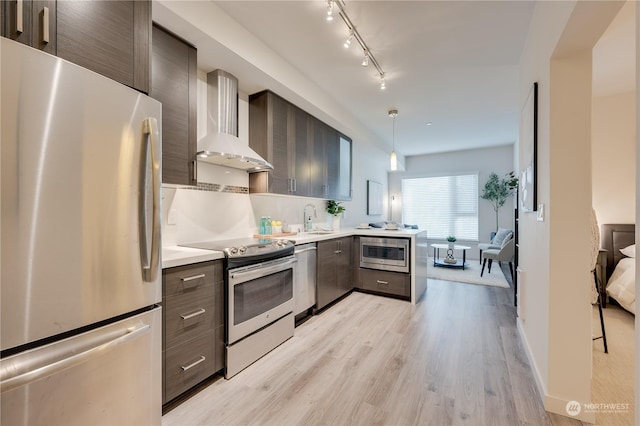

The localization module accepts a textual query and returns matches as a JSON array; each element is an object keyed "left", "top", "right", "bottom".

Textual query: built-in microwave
[{"left": 360, "top": 237, "right": 410, "bottom": 273}]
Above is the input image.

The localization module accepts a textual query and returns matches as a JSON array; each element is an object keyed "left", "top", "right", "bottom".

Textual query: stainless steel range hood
[{"left": 197, "top": 70, "right": 273, "bottom": 171}]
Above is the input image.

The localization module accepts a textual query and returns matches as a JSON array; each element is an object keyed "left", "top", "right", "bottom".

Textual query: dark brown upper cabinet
[
  {"left": 150, "top": 23, "right": 197, "bottom": 186},
  {"left": 249, "top": 90, "right": 310, "bottom": 196},
  {"left": 2, "top": 0, "right": 57, "bottom": 54},
  {"left": 56, "top": 0, "right": 150, "bottom": 93},
  {"left": 2, "top": 0, "right": 151, "bottom": 94},
  {"left": 249, "top": 90, "right": 352, "bottom": 201}
]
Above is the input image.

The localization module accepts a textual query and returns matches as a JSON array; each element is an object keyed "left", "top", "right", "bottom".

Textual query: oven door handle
[{"left": 230, "top": 257, "right": 297, "bottom": 283}]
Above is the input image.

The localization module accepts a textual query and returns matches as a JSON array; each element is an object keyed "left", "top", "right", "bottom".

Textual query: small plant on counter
[
  {"left": 446, "top": 236, "right": 457, "bottom": 243},
  {"left": 327, "top": 200, "right": 346, "bottom": 216}
]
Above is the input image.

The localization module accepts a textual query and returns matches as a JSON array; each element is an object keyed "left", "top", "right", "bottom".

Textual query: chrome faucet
[{"left": 303, "top": 204, "right": 317, "bottom": 231}]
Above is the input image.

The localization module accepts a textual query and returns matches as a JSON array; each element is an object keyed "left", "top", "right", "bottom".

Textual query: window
[{"left": 401, "top": 174, "right": 478, "bottom": 240}]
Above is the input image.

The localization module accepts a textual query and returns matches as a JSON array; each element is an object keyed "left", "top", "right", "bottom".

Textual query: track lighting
[
  {"left": 343, "top": 31, "right": 353, "bottom": 48},
  {"left": 324, "top": 1, "right": 386, "bottom": 90},
  {"left": 326, "top": 1, "right": 334, "bottom": 21},
  {"left": 361, "top": 52, "right": 369, "bottom": 67},
  {"left": 389, "top": 109, "right": 398, "bottom": 171}
]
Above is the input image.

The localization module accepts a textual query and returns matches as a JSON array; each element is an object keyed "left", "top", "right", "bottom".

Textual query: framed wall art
[
  {"left": 367, "top": 180, "right": 383, "bottom": 215},
  {"left": 520, "top": 82, "right": 538, "bottom": 212}
]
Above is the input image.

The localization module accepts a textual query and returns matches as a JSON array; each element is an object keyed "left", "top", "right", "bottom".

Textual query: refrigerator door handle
[
  {"left": 0, "top": 324, "right": 150, "bottom": 393},
  {"left": 139, "top": 117, "right": 161, "bottom": 283}
]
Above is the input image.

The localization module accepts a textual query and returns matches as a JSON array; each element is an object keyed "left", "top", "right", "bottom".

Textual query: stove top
[{"left": 180, "top": 237, "right": 294, "bottom": 259}]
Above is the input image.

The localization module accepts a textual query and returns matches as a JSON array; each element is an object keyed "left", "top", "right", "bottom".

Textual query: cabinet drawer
[
  {"left": 164, "top": 292, "right": 215, "bottom": 348},
  {"left": 359, "top": 268, "right": 410, "bottom": 298},
  {"left": 163, "top": 261, "right": 221, "bottom": 298},
  {"left": 164, "top": 333, "right": 216, "bottom": 403}
]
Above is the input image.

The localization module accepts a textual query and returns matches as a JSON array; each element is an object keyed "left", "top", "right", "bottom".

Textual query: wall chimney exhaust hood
[{"left": 197, "top": 70, "right": 273, "bottom": 171}]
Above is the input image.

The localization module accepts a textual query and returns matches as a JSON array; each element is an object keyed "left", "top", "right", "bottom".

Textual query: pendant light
[{"left": 389, "top": 109, "right": 398, "bottom": 171}]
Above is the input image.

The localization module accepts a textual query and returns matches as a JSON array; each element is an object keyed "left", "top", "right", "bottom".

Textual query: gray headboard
[{"left": 601, "top": 224, "right": 635, "bottom": 280}]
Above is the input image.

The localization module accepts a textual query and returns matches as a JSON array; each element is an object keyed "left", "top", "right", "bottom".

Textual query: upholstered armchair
[
  {"left": 481, "top": 239, "right": 515, "bottom": 281},
  {"left": 477, "top": 228, "right": 513, "bottom": 263}
]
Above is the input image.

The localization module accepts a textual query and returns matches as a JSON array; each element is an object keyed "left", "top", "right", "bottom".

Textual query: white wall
[
  {"left": 387, "top": 144, "right": 515, "bottom": 260},
  {"left": 592, "top": 92, "right": 636, "bottom": 225},
  {"left": 517, "top": 1, "right": 625, "bottom": 422}
]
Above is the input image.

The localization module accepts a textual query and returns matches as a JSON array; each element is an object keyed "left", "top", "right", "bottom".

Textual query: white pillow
[
  {"left": 492, "top": 228, "right": 512, "bottom": 246},
  {"left": 620, "top": 244, "right": 636, "bottom": 258},
  {"left": 501, "top": 232, "right": 513, "bottom": 248}
]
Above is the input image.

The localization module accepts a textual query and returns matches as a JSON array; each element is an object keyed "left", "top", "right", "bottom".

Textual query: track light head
[
  {"left": 343, "top": 31, "right": 353, "bottom": 49},
  {"left": 326, "top": 1, "right": 334, "bottom": 21},
  {"left": 361, "top": 52, "right": 369, "bottom": 67}
]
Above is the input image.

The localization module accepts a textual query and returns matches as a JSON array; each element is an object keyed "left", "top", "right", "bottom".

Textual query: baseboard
[
  {"left": 516, "top": 319, "right": 596, "bottom": 424},
  {"left": 516, "top": 319, "right": 547, "bottom": 405},
  {"left": 544, "top": 394, "right": 595, "bottom": 423}
]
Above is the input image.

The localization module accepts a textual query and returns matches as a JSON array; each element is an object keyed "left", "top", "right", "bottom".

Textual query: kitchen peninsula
[{"left": 163, "top": 228, "right": 428, "bottom": 304}]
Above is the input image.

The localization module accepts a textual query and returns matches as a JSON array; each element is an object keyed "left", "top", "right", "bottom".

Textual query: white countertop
[
  {"left": 278, "top": 227, "right": 423, "bottom": 244},
  {"left": 162, "top": 228, "right": 425, "bottom": 269},
  {"left": 162, "top": 246, "right": 224, "bottom": 269}
]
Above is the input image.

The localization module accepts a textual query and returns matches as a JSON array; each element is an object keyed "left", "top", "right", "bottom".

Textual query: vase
[
  {"left": 332, "top": 215, "right": 341, "bottom": 231},
  {"left": 448, "top": 242, "right": 455, "bottom": 249}
]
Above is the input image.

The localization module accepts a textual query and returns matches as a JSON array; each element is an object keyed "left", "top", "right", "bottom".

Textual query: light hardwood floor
[{"left": 163, "top": 277, "right": 586, "bottom": 426}]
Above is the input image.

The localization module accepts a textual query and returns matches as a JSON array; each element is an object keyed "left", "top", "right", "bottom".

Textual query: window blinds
[{"left": 401, "top": 174, "right": 478, "bottom": 240}]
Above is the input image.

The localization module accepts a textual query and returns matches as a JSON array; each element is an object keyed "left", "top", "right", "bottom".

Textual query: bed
[{"left": 601, "top": 224, "right": 635, "bottom": 314}]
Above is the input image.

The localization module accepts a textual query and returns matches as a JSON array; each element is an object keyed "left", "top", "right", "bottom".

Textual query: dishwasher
[{"left": 294, "top": 243, "right": 317, "bottom": 317}]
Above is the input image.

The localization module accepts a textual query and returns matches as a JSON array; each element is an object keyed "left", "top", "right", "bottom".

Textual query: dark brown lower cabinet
[
  {"left": 316, "top": 237, "right": 353, "bottom": 311},
  {"left": 358, "top": 268, "right": 410, "bottom": 300},
  {"left": 162, "top": 260, "right": 224, "bottom": 404}
]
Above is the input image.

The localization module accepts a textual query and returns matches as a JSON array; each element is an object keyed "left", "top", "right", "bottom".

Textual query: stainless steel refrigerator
[{"left": 0, "top": 38, "right": 162, "bottom": 425}]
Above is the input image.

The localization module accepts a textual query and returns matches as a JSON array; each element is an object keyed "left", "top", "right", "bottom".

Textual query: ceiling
[{"left": 155, "top": 1, "right": 635, "bottom": 159}]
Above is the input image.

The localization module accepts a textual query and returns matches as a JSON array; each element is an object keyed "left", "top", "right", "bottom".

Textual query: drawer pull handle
[
  {"left": 180, "top": 308, "right": 206, "bottom": 321},
  {"left": 182, "top": 273, "right": 205, "bottom": 282},
  {"left": 181, "top": 356, "right": 206, "bottom": 372},
  {"left": 376, "top": 280, "right": 389, "bottom": 286},
  {"left": 181, "top": 273, "right": 205, "bottom": 289},
  {"left": 334, "top": 250, "right": 342, "bottom": 254}
]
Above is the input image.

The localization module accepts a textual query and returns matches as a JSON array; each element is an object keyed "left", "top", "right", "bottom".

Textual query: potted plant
[
  {"left": 327, "top": 200, "right": 345, "bottom": 230},
  {"left": 480, "top": 171, "right": 518, "bottom": 232},
  {"left": 446, "top": 235, "right": 457, "bottom": 249}
]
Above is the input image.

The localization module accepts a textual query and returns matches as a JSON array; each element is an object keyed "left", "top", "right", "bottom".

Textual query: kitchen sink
[{"left": 304, "top": 230, "right": 334, "bottom": 235}]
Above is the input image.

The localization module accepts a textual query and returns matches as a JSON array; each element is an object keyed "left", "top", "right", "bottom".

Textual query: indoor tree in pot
[
  {"left": 480, "top": 171, "right": 518, "bottom": 233},
  {"left": 327, "top": 200, "right": 345, "bottom": 230}
]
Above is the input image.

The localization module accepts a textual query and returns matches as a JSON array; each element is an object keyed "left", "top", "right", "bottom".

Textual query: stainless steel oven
[
  {"left": 180, "top": 237, "right": 296, "bottom": 379},
  {"left": 360, "top": 237, "right": 410, "bottom": 273},
  {"left": 228, "top": 255, "right": 295, "bottom": 344}
]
